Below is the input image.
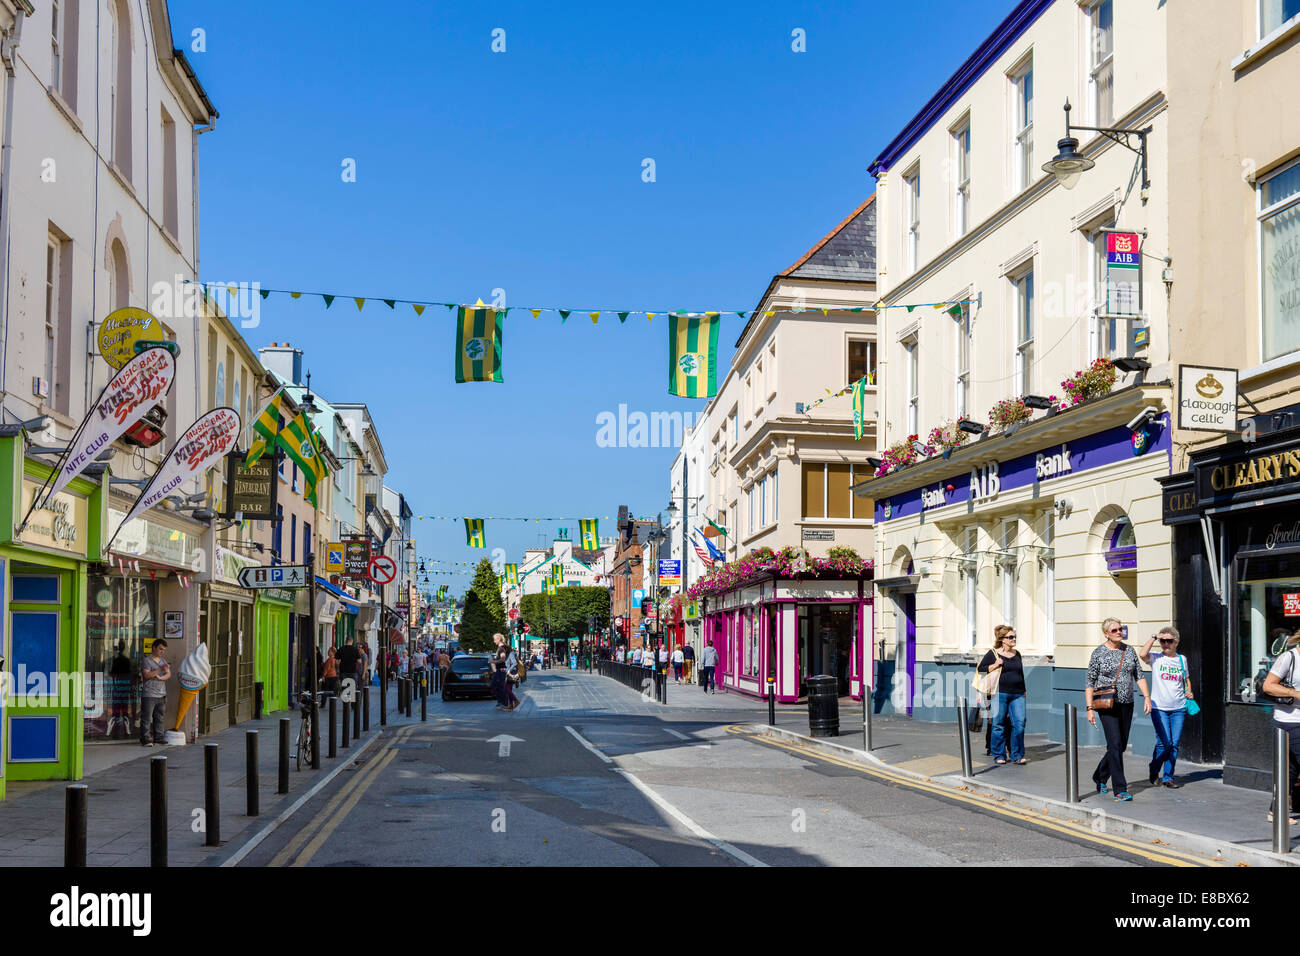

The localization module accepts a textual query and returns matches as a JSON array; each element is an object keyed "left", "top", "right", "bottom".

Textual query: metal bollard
[
  {"left": 767, "top": 676, "right": 776, "bottom": 726},
  {"left": 1275, "top": 726, "right": 1291, "bottom": 855},
  {"left": 328, "top": 695, "right": 338, "bottom": 758},
  {"left": 353, "top": 691, "right": 362, "bottom": 738},
  {"left": 407, "top": 678, "right": 414, "bottom": 717},
  {"left": 1065, "top": 704, "right": 1079, "bottom": 804},
  {"left": 246, "top": 731, "right": 259, "bottom": 817},
  {"left": 150, "top": 756, "right": 167, "bottom": 867},
  {"left": 957, "top": 697, "right": 973, "bottom": 778},
  {"left": 421, "top": 680, "right": 428, "bottom": 722},
  {"left": 278, "top": 718, "right": 290, "bottom": 794},
  {"left": 864, "top": 681, "right": 874, "bottom": 752},
  {"left": 204, "top": 744, "right": 220, "bottom": 847},
  {"left": 64, "top": 784, "right": 88, "bottom": 868},
  {"left": 342, "top": 700, "right": 351, "bottom": 748},
  {"left": 363, "top": 685, "right": 371, "bottom": 732},
  {"left": 379, "top": 676, "right": 387, "bottom": 726}
]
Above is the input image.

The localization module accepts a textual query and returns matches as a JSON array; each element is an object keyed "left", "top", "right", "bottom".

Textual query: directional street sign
[
  {"left": 236, "top": 564, "right": 308, "bottom": 589},
  {"left": 369, "top": 554, "right": 397, "bottom": 585}
]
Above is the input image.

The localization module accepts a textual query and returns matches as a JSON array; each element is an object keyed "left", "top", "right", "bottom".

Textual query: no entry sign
[{"left": 369, "top": 554, "right": 397, "bottom": 585}]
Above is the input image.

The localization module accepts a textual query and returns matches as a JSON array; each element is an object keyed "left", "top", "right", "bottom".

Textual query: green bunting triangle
[
  {"left": 383, "top": 299, "right": 396, "bottom": 309},
  {"left": 559, "top": 310, "right": 570, "bottom": 322},
  {"left": 948, "top": 304, "right": 963, "bottom": 317},
  {"left": 322, "top": 295, "right": 335, "bottom": 308},
  {"left": 618, "top": 312, "right": 629, "bottom": 323},
  {"left": 259, "top": 289, "right": 270, "bottom": 299},
  {"left": 737, "top": 312, "right": 748, "bottom": 319},
  {"left": 906, "top": 305, "right": 915, "bottom": 312}
]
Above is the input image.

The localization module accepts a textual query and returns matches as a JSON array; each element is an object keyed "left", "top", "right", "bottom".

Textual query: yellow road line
[
  {"left": 291, "top": 746, "right": 400, "bottom": 867},
  {"left": 727, "top": 726, "right": 1213, "bottom": 868},
  {"left": 269, "top": 726, "right": 414, "bottom": 867}
]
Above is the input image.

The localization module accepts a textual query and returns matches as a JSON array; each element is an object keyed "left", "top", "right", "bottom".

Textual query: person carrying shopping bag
[
  {"left": 977, "top": 626, "right": 1026, "bottom": 765},
  {"left": 1140, "top": 626, "right": 1196, "bottom": 788}
]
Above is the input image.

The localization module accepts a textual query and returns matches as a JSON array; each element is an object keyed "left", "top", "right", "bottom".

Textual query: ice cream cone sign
[{"left": 173, "top": 643, "right": 211, "bottom": 730}]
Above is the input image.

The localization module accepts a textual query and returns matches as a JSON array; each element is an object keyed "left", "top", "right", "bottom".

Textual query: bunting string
[{"left": 190, "top": 279, "right": 974, "bottom": 325}]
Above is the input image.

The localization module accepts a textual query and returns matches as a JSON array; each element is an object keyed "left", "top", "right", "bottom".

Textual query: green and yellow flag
[
  {"left": 454, "top": 307, "right": 504, "bottom": 383},
  {"left": 504, "top": 563, "right": 519, "bottom": 587},
  {"left": 465, "top": 518, "right": 486, "bottom": 548},
  {"left": 551, "top": 563, "right": 563, "bottom": 586},
  {"left": 668, "top": 312, "right": 720, "bottom": 397},
  {"left": 245, "top": 389, "right": 290, "bottom": 467},
  {"left": 852, "top": 376, "right": 866, "bottom": 442},
  {"left": 281, "top": 409, "right": 329, "bottom": 507},
  {"left": 578, "top": 518, "right": 599, "bottom": 550}
]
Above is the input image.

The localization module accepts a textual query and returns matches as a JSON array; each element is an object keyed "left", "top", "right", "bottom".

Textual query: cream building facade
[
  {"left": 1158, "top": 3, "right": 1300, "bottom": 782},
  {"left": 862, "top": 0, "right": 1174, "bottom": 746}
]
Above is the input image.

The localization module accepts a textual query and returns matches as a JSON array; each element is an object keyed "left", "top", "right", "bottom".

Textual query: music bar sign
[{"left": 1178, "top": 365, "right": 1238, "bottom": 432}]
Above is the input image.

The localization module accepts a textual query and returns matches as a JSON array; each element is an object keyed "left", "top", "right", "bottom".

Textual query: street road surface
[{"left": 236, "top": 670, "right": 1186, "bottom": 867}]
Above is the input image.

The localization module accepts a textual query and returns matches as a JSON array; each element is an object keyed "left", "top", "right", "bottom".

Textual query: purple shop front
[{"left": 700, "top": 574, "right": 875, "bottom": 703}]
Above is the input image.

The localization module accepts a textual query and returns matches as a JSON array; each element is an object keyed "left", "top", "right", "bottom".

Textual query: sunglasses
[
  {"left": 1106, "top": 627, "right": 1123, "bottom": 634},
  {"left": 1159, "top": 638, "right": 1176, "bottom": 644}
]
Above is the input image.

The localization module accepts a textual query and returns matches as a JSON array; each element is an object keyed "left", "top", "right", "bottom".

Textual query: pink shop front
[{"left": 699, "top": 576, "right": 874, "bottom": 703}]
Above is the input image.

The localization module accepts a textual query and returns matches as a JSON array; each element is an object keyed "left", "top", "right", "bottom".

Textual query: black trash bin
[{"left": 806, "top": 675, "right": 839, "bottom": 738}]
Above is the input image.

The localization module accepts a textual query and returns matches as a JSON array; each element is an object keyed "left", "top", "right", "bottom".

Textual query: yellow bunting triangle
[
  {"left": 530, "top": 309, "right": 541, "bottom": 319},
  {"left": 590, "top": 312, "right": 600, "bottom": 324},
  {"left": 413, "top": 304, "right": 425, "bottom": 315},
  {"left": 226, "top": 284, "right": 238, "bottom": 296},
  {"left": 821, "top": 309, "right": 828, "bottom": 316},
  {"left": 764, "top": 311, "right": 775, "bottom": 318},
  {"left": 646, "top": 312, "right": 655, "bottom": 322},
  {"left": 474, "top": 298, "right": 487, "bottom": 307},
  {"left": 354, "top": 298, "right": 365, "bottom": 310},
  {"left": 290, "top": 292, "right": 302, "bottom": 299}
]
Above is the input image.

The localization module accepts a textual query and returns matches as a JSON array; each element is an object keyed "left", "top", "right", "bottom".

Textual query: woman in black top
[
  {"left": 1085, "top": 618, "right": 1151, "bottom": 802},
  {"left": 978, "top": 625, "right": 1027, "bottom": 764}
]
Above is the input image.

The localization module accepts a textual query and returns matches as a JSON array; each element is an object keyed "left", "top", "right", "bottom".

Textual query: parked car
[{"left": 441, "top": 653, "right": 495, "bottom": 701}]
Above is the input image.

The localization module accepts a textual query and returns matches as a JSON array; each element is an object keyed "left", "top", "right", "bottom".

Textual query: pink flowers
[
  {"left": 927, "top": 420, "right": 969, "bottom": 453},
  {"left": 877, "top": 435, "right": 933, "bottom": 476},
  {"left": 988, "top": 397, "right": 1033, "bottom": 431},
  {"left": 685, "top": 546, "right": 873, "bottom": 600},
  {"left": 1059, "top": 358, "right": 1117, "bottom": 410}
]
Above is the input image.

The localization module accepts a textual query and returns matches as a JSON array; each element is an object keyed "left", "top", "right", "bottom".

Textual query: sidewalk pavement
[
  {"left": 757, "top": 704, "right": 1299, "bottom": 866},
  {"left": 0, "top": 684, "right": 425, "bottom": 867}
]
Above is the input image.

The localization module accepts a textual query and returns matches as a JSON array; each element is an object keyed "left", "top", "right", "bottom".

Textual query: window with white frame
[
  {"left": 954, "top": 303, "right": 971, "bottom": 418},
  {"left": 44, "top": 237, "right": 60, "bottom": 410},
  {"left": 905, "top": 338, "right": 919, "bottom": 434},
  {"left": 1261, "top": 0, "right": 1300, "bottom": 38},
  {"left": 1011, "top": 59, "right": 1034, "bottom": 192},
  {"left": 51, "top": 0, "right": 62, "bottom": 93},
  {"left": 748, "top": 484, "right": 754, "bottom": 533},
  {"left": 1259, "top": 158, "right": 1300, "bottom": 361},
  {"left": 759, "top": 474, "right": 767, "bottom": 527},
  {"left": 904, "top": 166, "right": 921, "bottom": 272},
  {"left": 767, "top": 342, "right": 776, "bottom": 398},
  {"left": 1000, "top": 519, "right": 1018, "bottom": 628},
  {"left": 161, "top": 107, "right": 179, "bottom": 237},
  {"left": 848, "top": 338, "right": 877, "bottom": 386},
  {"left": 1086, "top": 218, "right": 1121, "bottom": 359},
  {"left": 964, "top": 528, "right": 978, "bottom": 650},
  {"left": 773, "top": 467, "right": 779, "bottom": 521},
  {"left": 1013, "top": 267, "right": 1034, "bottom": 394},
  {"left": 109, "top": 0, "right": 132, "bottom": 178},
  {"left": 730, "top": 409, "right": 738, "bottom": 445},
  {"left": 1089, "top": 1, "right": 1114, "bottom": 127},
  {"left": 953, "top": 118, "right": 971, "bottom": 237}
]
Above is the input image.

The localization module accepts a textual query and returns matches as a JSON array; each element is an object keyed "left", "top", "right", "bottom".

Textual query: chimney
[{"left": 259, "top": 343, "right": 303, "bottom": 385}]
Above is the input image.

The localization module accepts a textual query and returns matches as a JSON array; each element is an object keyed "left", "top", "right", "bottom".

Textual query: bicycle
[{"left": 295, "top": 691, "right": 320, "bottom": 771}]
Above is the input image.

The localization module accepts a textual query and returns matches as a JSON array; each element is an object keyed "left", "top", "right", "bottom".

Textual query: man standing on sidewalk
[
  {"left": 700, "top": 639, "right": 718, "bottom": 694},
  {"left": 140, "top": 638, "right": 171, "bottom": 747},
  {"left": 337, "top": 636, "right": 362, "bottom": 696}
]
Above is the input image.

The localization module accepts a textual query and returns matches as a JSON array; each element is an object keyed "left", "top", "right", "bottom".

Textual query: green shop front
[
  {"left": 255, "top": 586, "right": 294, "bottom": 714},
  {"left": 0, "top": 436, "right": 105, "bottom": 798}
]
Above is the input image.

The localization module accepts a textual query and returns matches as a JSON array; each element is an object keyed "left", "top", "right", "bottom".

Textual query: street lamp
[{"left": 1042, "top": 100, "right": 1151, "bottom": 199}]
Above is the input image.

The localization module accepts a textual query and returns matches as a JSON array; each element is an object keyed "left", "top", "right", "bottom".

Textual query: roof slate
[{"left": 785, "top": 196, "right": 877, "bottom": 282}]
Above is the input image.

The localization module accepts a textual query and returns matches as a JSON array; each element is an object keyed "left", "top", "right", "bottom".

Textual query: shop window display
[{"left": 84, "top": 575, "right": 157, "bottom": 740}]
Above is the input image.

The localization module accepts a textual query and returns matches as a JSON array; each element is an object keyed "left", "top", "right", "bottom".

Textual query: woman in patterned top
[{"left": 1085, "top": 617, "right": 1152, "bottom": 802}]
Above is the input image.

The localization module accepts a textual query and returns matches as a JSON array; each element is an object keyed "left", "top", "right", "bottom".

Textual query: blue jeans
[
  {"left": 989, "top": 693, "right": 1026, "bottom": 762},
  {"left": 1149, "top": 707, "right": 1185, "bottom": 782}
]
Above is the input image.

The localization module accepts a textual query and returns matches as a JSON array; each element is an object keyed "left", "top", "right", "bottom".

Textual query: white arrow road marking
[{"left": 487, "top": 734, "right": 524, "bottom": 757}]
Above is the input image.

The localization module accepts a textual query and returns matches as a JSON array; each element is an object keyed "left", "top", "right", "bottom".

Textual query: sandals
[
  {"left": 1016, "top": 758, "right": 1028, "bottom": 765},
  {"left": 994, "top": 758, "right": 1007, "bottom": 765}
]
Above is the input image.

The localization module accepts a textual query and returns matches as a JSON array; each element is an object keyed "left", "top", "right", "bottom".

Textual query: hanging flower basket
[
  {"left": 988, "top": 397, "right": 1033, "bottom": 432},
  {"left": 926, "top": 420, "right": 969, "bottom": 456},
  {"left": 877, "top": 434, "right": 934, "bottom": 476},
  {"left": 1058, "top": 358, "right": 1118, "bottom": 410}
]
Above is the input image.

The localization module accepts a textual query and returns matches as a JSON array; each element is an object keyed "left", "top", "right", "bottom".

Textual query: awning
[{"left": 316, "top": 576, "right": 361, "bottom": 614}]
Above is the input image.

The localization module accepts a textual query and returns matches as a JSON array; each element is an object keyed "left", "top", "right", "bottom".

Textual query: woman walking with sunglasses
[
  {"left": 1140, "top": 626, "right": 1195, "bottom": 788},
  {"left": 977, "top": 626, "right": 1026, "bottom": 764},
  {"left": 1085, "top": 618, "right": 1152, "bottom": 802}
]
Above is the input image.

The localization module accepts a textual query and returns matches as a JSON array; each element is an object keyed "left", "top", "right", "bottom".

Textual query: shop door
[
  {"left": 232, "top": 602, "right": 254, "bottom": 725},
  {"left": 7, "top": 566, "right": 77, "bottom": 778},
  {"left": 199, "top": 600, "right": 230, "bottom": 733},
  {"left": 895, "top": 593, "right": 916, "bottom": 715}
]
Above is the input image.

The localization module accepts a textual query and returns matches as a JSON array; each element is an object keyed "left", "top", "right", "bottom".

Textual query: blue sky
[{"left": 168, "top": 0, "right": 1010, "bottom": 591}]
